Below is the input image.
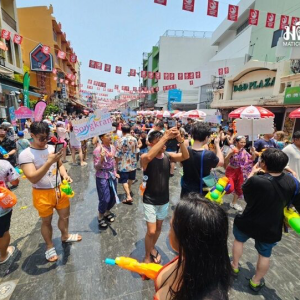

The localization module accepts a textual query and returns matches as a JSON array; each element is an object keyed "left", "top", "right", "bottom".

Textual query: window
[
  {"left": 236, "top": 20, "right": 249, "bottom": 36},
  {"left": 14, "top": 44, "right": 21, "bottom": 68},
  {"left": 5, "top": 39, "right": 13, "bottom": 64},
  {"left": 53, "top": 30, "right": 57, "bottom": 42},
  {"left": 271, "top": 29, "right": 284, "bottom": 48}
]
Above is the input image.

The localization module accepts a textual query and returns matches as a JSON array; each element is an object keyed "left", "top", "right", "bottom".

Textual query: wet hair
[
  {"left": 293, "top": 131, "right": 300, "bottom": 139},
  {"left": 168, "top": 193, "right": 231, "bottom": 300},
  {"left": 275, "top": 131, "right": 285, "bottom": 141},
  {"left": 112, "top": 122, "right": 118, "bottom": 128},
  {"left": 190, "top": 122, "right": 211, "bottom": 142},
  {"left": 234, "top": 136, "right": 246, "bottom": 144},
  {"left": 30, "top": 121, "right": 50, "bottom": 135},
  {"left": 148, "top": 130, "right": 163, "bottom": 143},
  {"left": 121, "top": 124, "right": 130, "bottom": 134},
  {"left": 261, "top": 148, "right": 288, "bottom": 173},
  {"left": 155, "top": 121, "right": 164, "bottom": 129}
]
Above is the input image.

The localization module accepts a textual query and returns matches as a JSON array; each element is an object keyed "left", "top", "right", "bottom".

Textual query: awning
[
  {"left": 70, "top": 99, "right": 89, "bottom": 109},
  {"left": 0, "top": 65, "right": 14, "bottom": 77},
  {"left": 1, "top": 83, "right": 41, "bottom": 97}
]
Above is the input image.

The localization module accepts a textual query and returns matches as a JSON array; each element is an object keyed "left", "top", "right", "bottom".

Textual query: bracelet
[{"left": 178, "top": 140, "right": 184, "bottom": 144}]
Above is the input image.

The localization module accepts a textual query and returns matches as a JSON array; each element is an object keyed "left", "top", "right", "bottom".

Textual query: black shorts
[
  {"left": 0, "top": 210, "right": 12, "bottom": 238},
  {"left": 118, "top": 170, "right": 136, "bottom": 184}
]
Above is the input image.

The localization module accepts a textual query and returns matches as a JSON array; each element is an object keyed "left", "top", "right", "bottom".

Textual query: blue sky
[{"left": 16, "top": 0, "right": 239, "bottom": 95}]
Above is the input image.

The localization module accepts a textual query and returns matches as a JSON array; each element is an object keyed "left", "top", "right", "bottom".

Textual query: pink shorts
[{"left": 59, "top": 138, "right": 67, "bottom": 148}]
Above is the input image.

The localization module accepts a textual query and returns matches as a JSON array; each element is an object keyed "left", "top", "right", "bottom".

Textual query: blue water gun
[{"left": 0, "top": 146, "right": 9, "bottom": 158}]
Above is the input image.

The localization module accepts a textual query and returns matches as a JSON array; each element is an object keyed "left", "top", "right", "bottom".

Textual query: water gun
[
  {"left": 284, "top": 207, "right": 300, "bottom": 235},
  {"left": 105, "top": 257, "right": 162, "bottom": 280},
  {"left": 15, "top": 167, "right": 23, "bottom": 175},
  {"left": 205, "top": 177, "right": 232, "bottom": 205},
  {"left": 139, "top": 175, "right": 148, "bottom": 196},
  {"left": 0, "top": 146, "right": 9, "bottom": 158},
  {"left": 60, "top": 180, "right": 75, "bottom": 198}
]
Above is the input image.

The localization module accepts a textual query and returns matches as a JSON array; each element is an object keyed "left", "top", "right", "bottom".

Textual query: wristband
[{"left": 179, "top": 140, "right": 184, "bottom": 144}]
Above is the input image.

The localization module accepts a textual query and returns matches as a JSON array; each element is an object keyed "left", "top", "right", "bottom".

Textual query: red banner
[
  {"left": 66, "top": 73, "right": 72, "bottom": 79},
  {"left": 189, "top": 80, "right": 194, "bottom": 85},
  {"left": 169, "top": 73, "right": 175, "bottom": 80},
  {"left": 164, "top": 73, "right": 170, "bottom": 80},
  {"left": 291, "top": 17, "right": 300, "bottom": 28},
  {"left": 224, "top": 67, "right": 229, "bottom": 74},
  {"left": 184, "top": 73, "right": 189, "bottom": 80},
  {"left": 65, "top": 80, "right": 69, "bottom": 85},
  {"left": 13, "top": 34, "right": 23, "bottom": 45},
  {"left": 57, "top": 50, "right": 66, "bottom": 59},
  {"left": 249, "top": 9, "right": 259, "bottom": 26},
  {"left": 69, "top": 54, "right": 77, "bottom": 63},
  {"left": 52, "top": 68, "right": 57, "bottom": 74},
  {"left": 95, "top": 62, "right": 102, "bottom": 70},
  {"left": 178, "top": 73, "right": 183, "bottom": 80},
  {"left": 227, "top": 4, "right": 238, "bottom": 22},
  {"left": 195, "top": 71, "right": 201, "bottom": 79},
  {"left": 279, "top": 15, "right": 289, "bottom": 30},
  {"left": 148, "top": 72, "right": 154, "bottom": 79},
  {"left": 1, "top": 29, "right": 10, "bottom": 40},
  {"left": 130, "top": 69, "right": 136, "bottom": 76},
  {"left": 155, "top": 72, "right": 161, "bottom": 80},
  {"left": 71, "top": 74, "right": 76, "bottom": 81},
  {"left": 154, "top": 0, "right": 167, "bottom": 5},
  {"left": 114, "top": 85, "right": 119, "bottom": 89},
  {"left": 42, "top": 45, "right": 50, "bottom": 55},
  {"left": 141, "top": 71, "right": 147, "bottom": 78},
  {"left": 104, "top": 64, "right": 111, "bottom": 72},
  {"left": 133, "top": 87, "right": 137, "bottom": 91},
  {"left": 115, "top": 66, "right": 122, "bottom": 74},
  {"left": 89, "top": 60, "right": 96, "bottom": 68},
  {"left": 207, "top": 0, "right": 218, "bottom": 17},
  {"left": 218, "top": 68, "right": 224, "bottom": 76},
  {"left": 183, "top": 0, "right": 195, "bottom": 12},
  {"left": 155, "top": 87, "right": 159, "bottom": 92},
  {"left": 266, "top": 13, "right": 276, "bottom": 28},
  {"left": 189, "top": 72, "right": 194, "bottom": 79}
]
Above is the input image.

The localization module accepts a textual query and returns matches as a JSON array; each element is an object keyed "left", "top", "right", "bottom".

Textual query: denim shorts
[
  {"left": 143, "top": 203, "right": 169, "bottom": 223},
  {"left": 140, "top": 148, "right": 148, "bottom": 154},
  {"left": 233, "top": 225, "right": 277, "bottom": 258},
  {"left": 118, "top": 170, "right": 136, "bottom": 184}
]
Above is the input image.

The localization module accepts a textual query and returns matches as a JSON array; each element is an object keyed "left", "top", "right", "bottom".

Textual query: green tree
[{"left": 29, "top": 100, "right": 59, "bottom": 117}]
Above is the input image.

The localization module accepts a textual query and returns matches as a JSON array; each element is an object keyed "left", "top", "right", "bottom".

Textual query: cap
[{"left": 17, "top": 131, "right": 24, "bottom": 137}]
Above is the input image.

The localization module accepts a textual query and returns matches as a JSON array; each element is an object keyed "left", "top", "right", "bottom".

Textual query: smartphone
[
  {"left": 55, "top": 143, "right": 64, "bottom": 153},
  {"left": 168, "top": 120, "right": 176, "bottom": 128}
]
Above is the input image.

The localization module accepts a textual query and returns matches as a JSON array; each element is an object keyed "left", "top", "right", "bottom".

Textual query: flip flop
[
  {"left": 105, "top": 213, "right": 115, "bottom": 222},
  {"left": 150, "top": 249, "right": 161, "bottom": 264},
  {"left": 62, "top": 233, "right": 82, "bottom": 243},
  {"left": 122, "top": 199, "right": 133, "bottom": 205},
  {"left": 98, "top": 218, "right": 108, "bottom": 229},
  {"left": 0, "top": 246, "right": 15, "bottom": 265},
  {"left": 45, "top": 247, "right": 58, "bottom": 262}
]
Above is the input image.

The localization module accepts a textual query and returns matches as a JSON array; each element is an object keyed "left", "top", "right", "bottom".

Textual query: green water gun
[{"left": 60, "top": 180, "right": 75, "bottom": 198}]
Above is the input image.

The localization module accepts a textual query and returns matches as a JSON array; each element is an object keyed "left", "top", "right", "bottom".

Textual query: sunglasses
[{"left": 35, "top": 134, "right": 50, "bottom": 142}]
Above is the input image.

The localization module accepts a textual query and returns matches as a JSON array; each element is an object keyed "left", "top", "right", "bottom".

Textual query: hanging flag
[
  {"left": 65, "top": 80, "right": 69, "bottom": 85},
  {"left": 69, "top": 54, "right": 77, "bottom": 63},
  {"left": 53, "top": 76, "right": 57, "bottom": 81},
  {"left": 104, "top": 64, "right": 111, "bottom": 72},
  {"left": 115, "top": 66, "right": 122, "bottom": 74},
  {"left": 227, "top": 4, "right": 238, "bottom": 22},
  {"left": 95, "top": 62, "right": 102, "bottom": 70},
  {"left": 52, "top": 68, "right": 57, "bottom": 74},
  {"left": 57, "top": 50, "right": 66, "bottom": 59},
  {"left": 89, "top": 60, "right": 96, "bottom": 68},
  {"left": 184, "top": 73, "right": 189, "bottom": 80},
  {"left": 114, "top": 85, "right": 119, "bottom": 89},
  {"left": 42, "top": 45, "right": 50, "bottom": 55},
  {"left": 154, "top": 0, "right": 167, "bottom": 5},
  {"left": 291, "top": 17, "right": 300, "bottom": 28},
  {"left": 189, "top": 72, "right": 194, "bottom": 79},
  {"left": 71, "top": 82, "right": 75, "bottom": 86},
  {"left": 207, "top": 0, "right": 218, "bottom": 17},
  {"left": 195, "top": 71, "right": 201, "bottom": 79},
  {"left": 266, "top": 13, "right": 276, "bottom": 28},
  {"left": 155, "top": 87, "right": 159, "bottom": 92},
  {"left": 41, "top": 64, "right": 47, "bottom": 71},
  {"left": 148, "top": 72, "right": 154, "bottom": 79},
  {"left": 170, "top": 73, "right": 175, "bottom": 80},
  {"left": 178, "top": 73, "right": 183, "bottom": 80},
  {"left": 71, "top": 74, "right": 76, "bottom": 81},
  {"left": 133, "top": 87, "right": 137, "bottom": 91},
  {"left": 224, "top": 67, "right": 229, "bottom": 74},
  {"left": 155, "top": 72, "right": 161, "bottom": 80},
  {"left": 189, "top": 80, "right": 194, "bottom": 85},
  {"left": 249, "top": 9, "right": 259, "bottom": 26},
  {"left": 130, "top": 69, "right": 136, "bottom": 76},
  {"left": 183, "top": 0, "right": 195, "bottom": 12},
  {"left": 60, "top": 79, "right": 64, "bottom": 83},
  {"left": 218, "top": 68, "right": 224, "bottom": 76},
  {"left": 164, "top": 73, "right": 170, "bottom": 80},
  {"left": 1, "top": 29, "right": 10, "bottom": 40},
  {"left": 88, "top": 79, "right": 92, "bottom": 84},
  {"left": 13, "top": 34, "right": 23, "bottom": 45},
  {"left": 279, "top": 15, "right": 289, "bottom": 30},
  {"left": 141, "top": 71, "right": 147, "bottom": 78},
  {"left": 66, "top": 73, "right": 72, "bottom": 79}
]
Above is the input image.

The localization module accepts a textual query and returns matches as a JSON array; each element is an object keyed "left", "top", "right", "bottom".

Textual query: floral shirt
[
  {"left": 229, "top": 148, "right": 253, "bottom": 180},
  {"left": 93, "top": 144, "right": 117, "bottom": 179},
  {"left": 115, "top": 134, "right": 139, "bottom": 172}
]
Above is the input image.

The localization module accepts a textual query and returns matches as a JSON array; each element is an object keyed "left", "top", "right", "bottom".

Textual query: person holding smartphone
[{"left": 19, "top": 122, "right": 82, "bottom": 263}]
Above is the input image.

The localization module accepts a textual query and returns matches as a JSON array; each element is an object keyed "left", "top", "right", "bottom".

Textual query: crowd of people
[{"left": 1, "top": 111, "right": 300, "bottom": 299}]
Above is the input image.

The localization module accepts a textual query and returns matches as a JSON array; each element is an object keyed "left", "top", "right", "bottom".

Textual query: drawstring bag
[{"left": 0, "top": 187, "right": 18, "bottom": 209}]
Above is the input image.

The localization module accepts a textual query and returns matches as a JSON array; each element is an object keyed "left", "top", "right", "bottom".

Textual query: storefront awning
[
  {"left": 70, "top": 99, "right": 89, "bottom": 109},
  {"left": 1, "top": 83, "right": 41, "bottom": 97}
]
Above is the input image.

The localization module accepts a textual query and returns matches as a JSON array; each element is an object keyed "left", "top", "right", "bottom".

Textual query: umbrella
[
  {"left": 157, "top": 110, "right": 171, "bottom": 118},
  {"left": 173, "top": 111, "right": 185, "bottom": 118},
  {"left": 183, "top": 110, "right": 206, "bottom": 119},
  {"left": 289, "top": 108, "right": 300, "bottom": 118},
  {"left": 228, "top": 105, "right": 274, "bottom": 146}
]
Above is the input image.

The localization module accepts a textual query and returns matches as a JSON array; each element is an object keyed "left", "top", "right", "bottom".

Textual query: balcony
[{"left": 2, "top": 9, "right": 16, "bottom": 31}]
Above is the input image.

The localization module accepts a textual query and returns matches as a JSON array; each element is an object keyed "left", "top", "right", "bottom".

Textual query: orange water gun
[{"left": 105, "top": 257, "right": 162, "bottom": 280}]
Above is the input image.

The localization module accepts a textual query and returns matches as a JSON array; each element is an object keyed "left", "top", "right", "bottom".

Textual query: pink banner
[
  {"left": 34, "top": 101, "right": 47, "bottom": 121},
  {"left": 15, "top": 107, "right": 33, "bottom": 119}
]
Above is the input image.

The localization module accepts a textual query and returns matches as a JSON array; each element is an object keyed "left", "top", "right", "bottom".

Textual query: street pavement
[{"left": 0, "top": 146, "right": 300, "bottom": 300}]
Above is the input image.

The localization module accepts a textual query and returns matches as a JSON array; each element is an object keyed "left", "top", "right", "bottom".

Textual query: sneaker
[
  {"left": 249, "top": 278, "right": 265, "bottom": 292},
  {"left": 230, "top": 203, "right": 243, "bottom": 212}
]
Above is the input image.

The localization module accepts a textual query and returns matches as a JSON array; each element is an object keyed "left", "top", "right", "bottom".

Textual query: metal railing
[
  {"left": 162, "top": 30, "right": 213, "bottom": 39},
  {"left": 2, "top": 9, "right": 17, "bottom": 31}
]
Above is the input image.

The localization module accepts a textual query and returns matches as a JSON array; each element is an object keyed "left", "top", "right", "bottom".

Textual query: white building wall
[{"left": 157, "top": 36, "right": 216, "bottom": 109}]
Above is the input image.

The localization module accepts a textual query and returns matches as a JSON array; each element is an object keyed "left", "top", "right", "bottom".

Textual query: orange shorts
[{"left": 32, "top": 188, "right": 70, "bottom": 218}]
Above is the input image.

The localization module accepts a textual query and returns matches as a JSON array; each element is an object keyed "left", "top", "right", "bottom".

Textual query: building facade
[{"left": 18, "top": 5, "right": 80, "bottom": 108}]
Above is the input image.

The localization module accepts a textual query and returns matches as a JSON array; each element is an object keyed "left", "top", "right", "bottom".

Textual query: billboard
[{"left": 284, "top": 87, "right": 300, "bottom": 104}]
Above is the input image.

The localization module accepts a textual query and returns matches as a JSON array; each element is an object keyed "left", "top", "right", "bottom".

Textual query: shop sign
[
  {"left": 233, "top": 77, "right": 275, "bottom": 92},
  {"left": 284, "top": 86, "right": 300, "bottom": 104}
]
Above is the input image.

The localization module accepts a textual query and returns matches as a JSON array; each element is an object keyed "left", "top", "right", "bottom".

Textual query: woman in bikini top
[{"left": 153, "top": 193, "right": 232, "bottom": 300}]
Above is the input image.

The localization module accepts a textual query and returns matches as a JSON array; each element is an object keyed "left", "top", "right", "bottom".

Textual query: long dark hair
[{"left": 170, "top": 193, "right": 232, "bottom": 300}]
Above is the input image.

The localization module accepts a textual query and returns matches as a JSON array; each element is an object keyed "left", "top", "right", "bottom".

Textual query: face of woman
[
  {"left": 236, "top": 138, "right": 246, "bottom": 149},
  {"left": 169, "top": 217, "right": 179, "bottom": 253},
  {"left": 101, "top": 134, "right": 111, "bottom": 144}
]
